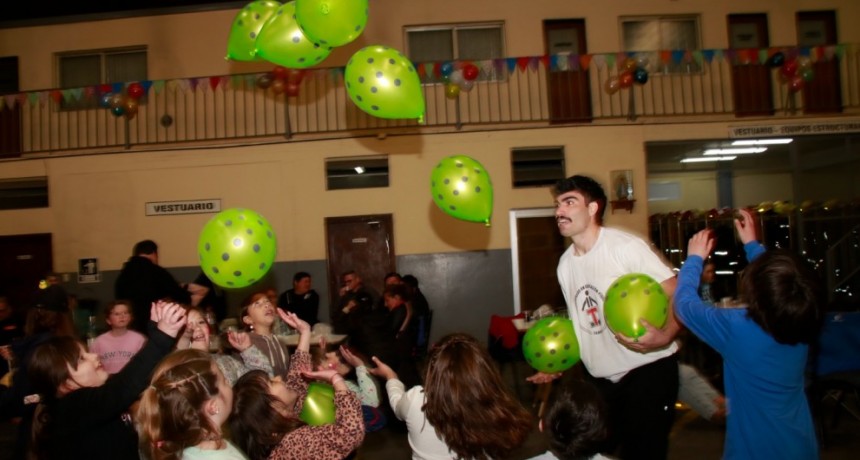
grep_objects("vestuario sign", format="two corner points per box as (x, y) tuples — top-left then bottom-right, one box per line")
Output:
(145, 199), (221, 216)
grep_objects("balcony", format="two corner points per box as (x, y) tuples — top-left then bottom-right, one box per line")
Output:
(1, 45), (859, 157)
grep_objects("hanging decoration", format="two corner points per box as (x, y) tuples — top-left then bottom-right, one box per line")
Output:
(603, 56), (650, 121)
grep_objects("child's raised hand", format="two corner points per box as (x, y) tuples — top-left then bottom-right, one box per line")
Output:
(339, 345), (365, 368)
(302, 368), (340, 384)
(368, 356), (398, 381)
(156, 302), (187, 338)
(687, 229), (715, 259)
(734, 208), (758, 244)
(278, 309), (310, 335)
(227, 331), (252, 352)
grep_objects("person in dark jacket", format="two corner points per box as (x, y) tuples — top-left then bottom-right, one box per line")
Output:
(27, 301), (186, 460)
(114, 239), (190, 334)
(277, 271), (320, 326)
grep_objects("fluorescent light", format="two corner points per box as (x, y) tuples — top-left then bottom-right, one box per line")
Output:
(680, 156), (737, 163)
(354, 166), (365, 174)
(715, 270), (735, 275)
(703, 147), (767, 155)
(732, 138), (793, 145)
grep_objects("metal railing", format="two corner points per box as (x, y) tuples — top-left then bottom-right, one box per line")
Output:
(3, 45), (860, 155)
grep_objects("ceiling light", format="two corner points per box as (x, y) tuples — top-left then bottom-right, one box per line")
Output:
(703, 147), (767, 155)
(354, 166), (365, 174)
(732, 138), (793, 145)
(680, 156), (737, 163)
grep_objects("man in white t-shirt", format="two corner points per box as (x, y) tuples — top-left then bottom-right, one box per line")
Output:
(528, 175), (680, 460)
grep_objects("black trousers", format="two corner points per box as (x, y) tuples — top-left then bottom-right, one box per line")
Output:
(586, 354), (679, 460)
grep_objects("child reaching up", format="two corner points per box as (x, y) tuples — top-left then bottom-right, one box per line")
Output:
(310, 343), (385, 432)
(240, 291), (291, 379)
(674, 208), (823, 459)
(137, 349), (247, 459)
(27, 301), (186, 460)
(89, 300), (147, 374)
(229, 310), (364, 460)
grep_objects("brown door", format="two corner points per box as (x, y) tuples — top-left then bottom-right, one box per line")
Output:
(325, 214), (395, 304)
(0, 234), (53, 311)
(0, 56), (21, 158)
(797, 11), (842, 114)
(544, 19), (592, 124)
(515, 213), (567, 311)
(728, 14), (774, 117)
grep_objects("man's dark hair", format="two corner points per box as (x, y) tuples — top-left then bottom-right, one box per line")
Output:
(741, 249), (824, 344)
(133, 240), (158, 256)
(383, 283), (411, 302)
(402, 274), (419, 289)
(292, 271), (311, 283)
(383, 272), (402, 283)
(545, 381), (607, 460)
(553, 175), (608, 225)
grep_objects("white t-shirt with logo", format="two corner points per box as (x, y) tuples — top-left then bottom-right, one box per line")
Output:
(557, 227), (677, 382)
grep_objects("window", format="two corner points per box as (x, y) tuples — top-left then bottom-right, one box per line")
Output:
(406, 23), (505, 80)
(621, 16), (701, 73)
(326, 155), (389, 190)
(57, 47), (147, 109)
(0, 177), (48, 210)
(511, 146), (565, 188)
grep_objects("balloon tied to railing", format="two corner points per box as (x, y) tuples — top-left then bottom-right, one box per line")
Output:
(100, 82), (146, 120)
(438, 61), (481, 100)
(227, 0), (426, 124)
(603, 56), (650, 96)
(766, 51), (816, 94)
(256, 66), (305, 97)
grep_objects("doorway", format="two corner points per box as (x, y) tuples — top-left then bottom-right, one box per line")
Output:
(543, 19), (592, 124)
(509, 208), (567, 314)
(0, 56), (21, 158)
(0, 233), (53, 311)
(797, 10), (842, 114)
(728, 14), (774, 117)
(324, 214), (396, 305)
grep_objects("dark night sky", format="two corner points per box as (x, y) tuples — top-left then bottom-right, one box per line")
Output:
(1, 1), (245, 25)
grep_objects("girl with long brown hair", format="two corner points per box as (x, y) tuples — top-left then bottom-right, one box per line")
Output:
(370, 332), (534, 460)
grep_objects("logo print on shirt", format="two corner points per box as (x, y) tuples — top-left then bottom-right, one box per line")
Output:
(574, 284), (605, 334)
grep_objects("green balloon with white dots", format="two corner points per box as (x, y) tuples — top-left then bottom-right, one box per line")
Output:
(430, 155), (494, 226)
(198, 208), (277, 289)
(522, 317), (580, 373)
(226, 0), (283, 61)
(344, 45), (425, 123)
(604, 273), (669, 338)
(255, 1), (332, 69)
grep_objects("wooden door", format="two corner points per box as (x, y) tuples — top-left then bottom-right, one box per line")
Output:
(798, 11), (842, 114)
(511, 209), (568, 313)
(0, 56), (21, 158)
(0, 234), (53, 310)
(728, 14), (773, 117)
(544, 19), (592, 124)
(324, 214), (395, 304)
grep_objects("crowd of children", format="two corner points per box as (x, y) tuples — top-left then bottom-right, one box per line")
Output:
(0, 205), (832, 459)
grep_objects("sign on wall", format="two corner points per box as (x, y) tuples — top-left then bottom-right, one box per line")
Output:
(145, 199), (221, 216)
(729, 119), (860, 138)
(78, 258), (100, 283)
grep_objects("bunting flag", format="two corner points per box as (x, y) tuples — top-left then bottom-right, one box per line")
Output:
(568, 54), (580, 71)
(141, 80), (153, 94)
(835, 44), (846, 59)
(724, 49), (737, 62)
(516, 57), (530, 71)
(3, 95), (14, 109)
(209, 76), (221, 91)
(39, 91), (49, 105)
(759, 48), (770, 65)
(493, 59), (506, 75)
(50, 90), (62, 105)
(701, 49), (715, 63)
(479, 60), (494, 76)
(152, 80), (166, 94)
(660, 50), (671, 65)
(672, 49), (686, 65)
(547, 55), (557, 70)
(506, 58), (517, 73)
(605, 53), (616, 70)
(529, 56), (541, 71)
(692, 50), (704, 66)
(580, 54), (593, 70)
(615, 52), (626, 68)
(112, 82), (124, 94)
(188, 78), (200, 91)
(28, 92), (39, 106)
(416, 63), (427, 80)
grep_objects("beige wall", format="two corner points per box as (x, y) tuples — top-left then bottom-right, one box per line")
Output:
(2, 0), (857, 91)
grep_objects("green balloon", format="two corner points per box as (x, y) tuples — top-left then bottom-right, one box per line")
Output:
(522, 317), (580, 373)
(255, 1), (332, 69)
(295, 0), (368, 47)
(344, 45), (426, 123)
(300, 381), (336, 425)
(604, 273), (669, 338)
(197, 208), (277, 289)
(430, 155), (493, 225)
(226, 0), (282, 61)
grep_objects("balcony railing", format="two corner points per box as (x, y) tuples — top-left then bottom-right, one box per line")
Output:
(2, 45), (859, 156)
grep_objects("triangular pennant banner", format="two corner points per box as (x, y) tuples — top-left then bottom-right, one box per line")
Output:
(516, 57), (530, 71)
(5, 94), (18, 108)
(529, 57), (541, 72)
(660, 50), (672, 64)
(759, 48), (770, 65)
(209, 76), (221, 91)
(672, 49), (686, 65)
(480, 60), (494, 76)
(70, 88), (84, 101)
(701, 49), (715, 63)
(39, 91), (49, 105)
(724, 49), (736, 62)
(692, 50), (704, 66)
(416, 63), (427, 80)
(112, 82), (124, 94)
(62, 89), (76, 103)
(569, 54), (580, 71)
(28, 92), (39, 106)
(188, 78), (200, 91)
(433, 62), (443, 79)
(506, 58), (517, 73)
(141, 80), (153, 94)
(605, 53), (616, 70)
(581, 54), (594, 70)
(50, 90), (62, 105)
(835, 44), (845, 59)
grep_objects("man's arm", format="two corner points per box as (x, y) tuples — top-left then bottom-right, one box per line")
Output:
(615, 275), (680, 352)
